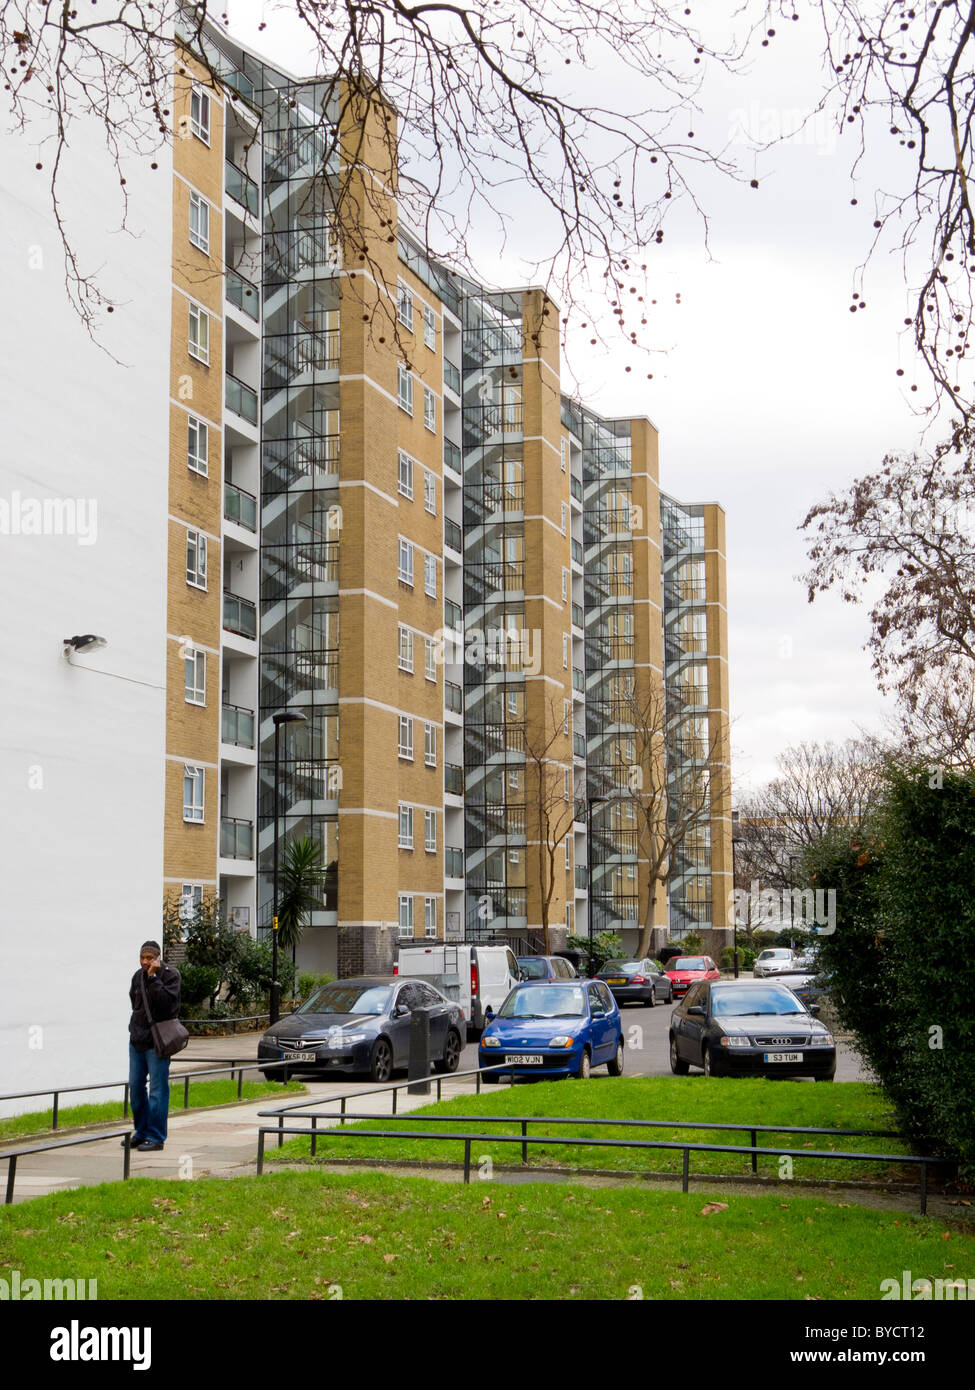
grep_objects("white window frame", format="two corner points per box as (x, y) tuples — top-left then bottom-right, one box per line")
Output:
(507, 690), (518, 717)
(178, 883), (203, 939)
(190, 84), (210, 144)
(508, 767), (520, 791)
(188, 190), (210, 254)
(563, 699), (570, 736)
(188, 303), (210, 366)
(397, 283), (414, 331)
(186, 529), (207, 589)
(398, 365), (414, 416)
(187, 415), (209, 477)
(424, 896), (437, 939)
(423, 386), (436, 432)
(565, 835), (572, 869)
(398, 715), (414, 761)
(398, 539), (414, 587)
(425, 809), (437, 852)
(425, 638), (437, 681)
(424, 552), (437, 598)
(398, 625), (415, 674)
(564, 768), (571, 801)
(398, 803), (414, 850)
(184, 647), (206, 706)
(183, 764), (205, 822)
(424, 722), (437, 768)
(562, 633), (569, 669)
(562, 567), (568, 602)
(561, 439), (567, 472)
(398, 450), (414, 501)
(560, 502), (568, 535)
(398, 894), (414, 939)
(423, 304), (436, 349)
(423, 469), (436, 514)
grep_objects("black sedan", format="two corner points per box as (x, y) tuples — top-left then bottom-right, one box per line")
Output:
(668, 979), (836, 1081)
(258, 977), (464, 1084)
(597, 958), (674, 1007)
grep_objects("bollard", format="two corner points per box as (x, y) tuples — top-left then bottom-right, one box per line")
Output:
(407, 1007), (432, 1095)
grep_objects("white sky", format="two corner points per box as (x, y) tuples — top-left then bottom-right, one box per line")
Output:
(221, 1), (935, 792)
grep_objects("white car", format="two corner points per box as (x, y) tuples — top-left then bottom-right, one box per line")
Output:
(753, 948), (797, 978)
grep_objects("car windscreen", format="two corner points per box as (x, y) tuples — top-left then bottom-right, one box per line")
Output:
(602, 961), (639, 973)
(298, 984), (392, 1015)
(711, 986), (805, 1017)
(672, 958), (706, 971)
(517, 959), (549, 978)
(498, 986), (586, 1019)
(760, 950), (792, 959)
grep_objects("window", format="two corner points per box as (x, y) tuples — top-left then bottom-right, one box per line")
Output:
(424, 386), (436, 432)
(188, 303), (209, 365)
(424, 553), (437, 598)
(562, 567), (568, 602)
(560, 502), (568, 535)
(397, 283), (414, 331)
(398, 539), (414, 586)
(508, 768), (520, 791)
(398, 716), (414, 760)
(178, 884), (203, 939)
(398, 365), (414, 415)
(187, 415), (208, 476)
(184, 648), (206, 706)
(190, 84), (210, 144)
(424, 469), (436, 514)
(563, 699), (570, 735)
(398, 803), (414, 850)
(188, 191), (209, 254)
(423, 304), (436, 349)
(424, 897), (437, 939)
(562, 633), (569, 669)
(425, 638), (437, 681)
(425, 809), (437, 852)
(183, 765), (205, 822)
(398, 450), (414, 500)
(398, 625), (414, 673)
(564, 768), (571, 801)
(398, 895), (414, 939)
(424, 722), (437, 767)
(507, 690), (519, 717)
(561, 439), (567, 472)
(565, 835), (572, 869)
(186, 529), (207, 589)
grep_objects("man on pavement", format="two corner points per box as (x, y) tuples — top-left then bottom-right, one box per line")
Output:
(128, 940), (181, 1152)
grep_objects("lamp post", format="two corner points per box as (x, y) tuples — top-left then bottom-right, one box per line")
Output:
(731, 833), (743, 979)
(271, 709), (307, 1025)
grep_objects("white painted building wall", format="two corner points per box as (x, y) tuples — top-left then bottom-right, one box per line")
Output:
(0, 87), (173, 1117)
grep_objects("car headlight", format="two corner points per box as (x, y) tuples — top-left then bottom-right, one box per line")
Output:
(337, 1034), (367, 1044)
(720, 1035), (750, 1047)
(810, 1033), (834, 1047)
(548, 1036), (575, 1048)
(482, 1036), (501, 1048)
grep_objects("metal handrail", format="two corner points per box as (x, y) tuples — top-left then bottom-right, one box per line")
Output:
(3, 1130), (134, 1205)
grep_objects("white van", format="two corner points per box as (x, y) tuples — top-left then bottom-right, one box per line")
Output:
(394, 944), (521, 1038)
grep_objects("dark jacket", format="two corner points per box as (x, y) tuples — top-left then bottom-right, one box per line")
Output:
(129, 965), (182, 1051)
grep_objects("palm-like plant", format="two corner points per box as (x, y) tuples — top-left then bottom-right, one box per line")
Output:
(275, 836), (326, 954)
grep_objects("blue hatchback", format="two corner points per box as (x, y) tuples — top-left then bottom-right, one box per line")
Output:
(478, 980), (624, 1081)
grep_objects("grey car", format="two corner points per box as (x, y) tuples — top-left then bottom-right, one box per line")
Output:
(257, 976), (464, 1083)
(596, 958), (674, 1006)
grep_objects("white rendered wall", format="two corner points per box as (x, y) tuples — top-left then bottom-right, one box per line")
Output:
(0, 90), (173, 1116)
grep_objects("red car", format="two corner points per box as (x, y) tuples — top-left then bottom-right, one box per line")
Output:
(664, 955), (720, 998)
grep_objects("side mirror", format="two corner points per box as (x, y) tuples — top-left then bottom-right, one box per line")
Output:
(485, 1006), (495, 1022)
(393, 1004), (409, 1018)
(809, 1003), (821, 1015)
(687, 1005), (706, 1017)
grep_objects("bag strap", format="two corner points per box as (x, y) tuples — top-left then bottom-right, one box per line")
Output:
(139, 971), (156, 1026)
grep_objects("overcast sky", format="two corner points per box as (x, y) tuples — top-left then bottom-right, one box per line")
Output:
(223, 1), (934, 792)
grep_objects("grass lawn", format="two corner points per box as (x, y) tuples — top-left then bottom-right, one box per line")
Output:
(0, 1079), (306, 1144)
(0, 1170), (971, 1300)
(267, 1077), (923, 1183)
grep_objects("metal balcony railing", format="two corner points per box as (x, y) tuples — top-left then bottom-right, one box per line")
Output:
(571, 539), (584, 565)
(572, 667), (585, 693)
(445, 846), (464, 878)
(265, 434), (340, 488)
(571, 603), (584, 629)
(266, 329), (340, 376)
(445, 763), (464, 796)
(224, 481), (258, 532)
(445, 680), (463, 714)
(222, 704), (255, 749)
(225, 160), (259, 217)
(223, 591), (257, 640)
(444, 517), (463, 552)
(444, 598), (463, 630)
(570, 475), (583, 501)
(220, 817), (254, 859)
(443, 360), (461, 395)
(225, 268), (260, 321)
(444, 439), (462, 475)
(226, 374), (258, 425)
(575, 865), (588, 889)
(573, 732), (586, 758)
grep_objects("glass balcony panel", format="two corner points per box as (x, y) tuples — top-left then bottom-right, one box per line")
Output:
(225, 160), (259, 217)
(226, 374), (258, 425)
(225, 268), (260, 321)
(223, 591), (257, 639)
(222, 704), (255, 748)
(220, 817), (254, 859)
(224, 481), (258, 531)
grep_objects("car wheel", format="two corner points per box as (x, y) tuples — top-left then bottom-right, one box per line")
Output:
(669, 1035), (689, 1075)
(575, 1048), (592, 1080)
(434, 1028), (462, 1074)
(702, 1045), (716, 1078)
(645, 989), (655, 1008)
(607, 1039), (624, 1076)
(368, 1037), (393, 1084)
(666, 984), (674, 1003)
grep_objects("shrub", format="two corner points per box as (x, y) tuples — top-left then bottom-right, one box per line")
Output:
(297, 971), (336, 1001)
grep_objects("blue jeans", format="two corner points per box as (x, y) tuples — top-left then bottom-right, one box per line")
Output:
(128, 1043), (171, 1145)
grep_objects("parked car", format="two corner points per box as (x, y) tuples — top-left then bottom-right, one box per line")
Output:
(596, 958), (673, 1006)
(478, 980), (624, 1081)
(775, 969), (832, 1011)
(517, 955), (578, 981)
(664, 955), (721, 997)
(668, 979), (836, 1080)
(394, 943), (521, 1037)
(753, 948), (797, 978)
(258, 976), (464, 1084)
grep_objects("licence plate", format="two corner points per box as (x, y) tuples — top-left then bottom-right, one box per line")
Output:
(764, 1052), (803, 1063)
(282, 1050), (316, 1062)
(504, 1054), (543, 1065)
(607, 978), (627, 985)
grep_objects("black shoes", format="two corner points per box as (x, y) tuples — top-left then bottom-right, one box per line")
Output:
(122, 1136), (145, 1147)
(135, 1141), (165, 1152)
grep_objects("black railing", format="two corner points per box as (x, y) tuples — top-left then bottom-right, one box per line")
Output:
(264, 434), (340, 488)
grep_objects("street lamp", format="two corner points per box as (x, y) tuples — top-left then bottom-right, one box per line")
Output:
(270, 709), (307, 1024)
(731, 833), (744, 979)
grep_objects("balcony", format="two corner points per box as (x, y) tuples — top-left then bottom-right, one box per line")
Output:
(224, 481), (257, 532)
(444, 517), (463, 553)
(220, 816), (254, 859)
(226, 373), (258, 425)
(445, 680), (463, 714)
(575, 865), (588, 890)
(445, 846), (464, 878)
(444, 440), (462, 475)
(225, 159), (259, 218)
(225, 268), (260, 321)
(443, 360), (461, 395)
(571, 539), (584, 566)
(573, 732), (586, 758)
(570, 475), (583, 502)
(572, 667), (585, 693)
(571, 602), (584, 629)
(222, 703), (255, 748)
(444, 597), (463, 631)
(445, 763), (464, 796)
(223, 591), (257, 640)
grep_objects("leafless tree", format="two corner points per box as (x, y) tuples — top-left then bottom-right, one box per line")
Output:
(522, 695), (575, 956)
